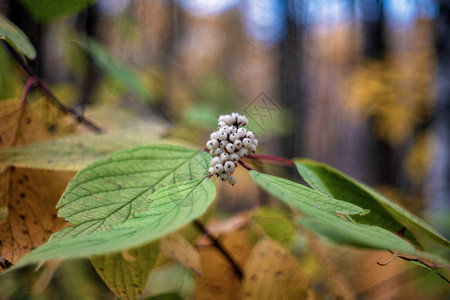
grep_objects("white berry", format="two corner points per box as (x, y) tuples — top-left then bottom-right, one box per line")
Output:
(242, 138), (252, 147)
(210, 157), (222, 166)
(249, 144), (256, 154)
(218, 132), (227, 140)
(228, 176), (237, 185)
(237, 128), (247, 138)
(225, 115), (235, 125)
(224, 161), (235, 173)
(246, 131), (255, 139)
(220, 173), (230, 181)
(230, 153), (239, 162)
(226, 143), (235, 153)
(220, 153), (229, 161)
(239, 148), (248, 157)
(215, 164), (224, 174)
(220, 140), (228, 148)
(207, 113), (258, 186)
(210, 132), (220, 140)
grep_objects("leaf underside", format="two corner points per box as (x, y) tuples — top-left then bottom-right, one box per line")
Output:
(11, 144), (216, 270)
(249, 170), (449, 268)
(294, 158), (450, 248)
(53, 144), (210, 239)
(0, 14), (36, 59)
(14, 178), (216, 268)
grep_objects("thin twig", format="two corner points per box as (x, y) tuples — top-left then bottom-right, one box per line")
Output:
(377, 253), (397, 266)
(21, 77), (36, 103)
(3, 41), (103, 133)
(238, 160), (253, 171)
(247, 153), (295, 167)
(193, 220), (243, 279)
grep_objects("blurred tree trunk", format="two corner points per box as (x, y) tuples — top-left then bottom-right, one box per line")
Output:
(360, 0), (400, 186)
(429, 0), (450, 213)
(280, 0), (304, 160)
(76, 4), (101, 107)
(158, 0), (183, 120)
(361, 0), (385, 59)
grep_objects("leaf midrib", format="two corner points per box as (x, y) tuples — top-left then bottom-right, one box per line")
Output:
(60, 150), (205, 238)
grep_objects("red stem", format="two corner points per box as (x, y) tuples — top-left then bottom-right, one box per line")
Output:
(247, 153), (295, 167)
(21, 77), (36, 103)
(3, 41), (103, 133)
(239, 160), (253, 171)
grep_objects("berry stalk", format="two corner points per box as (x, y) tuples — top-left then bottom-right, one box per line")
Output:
(247, 153), (295, 167)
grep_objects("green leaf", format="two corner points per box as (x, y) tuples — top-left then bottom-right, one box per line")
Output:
(12, 178), (216, 268)
(16, 0), (96, 23)
(145, 263), (195, 299)
(248, 171), (449, 268)
(252, 207), (296, 249)
(0, 14), (36, 59)
(53, 144), (210, 238)
(299, 213), (415, 252)
(91, 241), (160, 300)
(294, 158), (450, 248)
(78, 37), (152, 103)
(249, 171), (368, 219)
(298, 214), (449, 269)
(0, 125), (167, 171)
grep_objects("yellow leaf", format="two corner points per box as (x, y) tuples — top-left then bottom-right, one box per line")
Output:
(161, 233), (202, 276)
(242, 239), (309, 300)
(195, 227), (252, 300)
(0, 168), (74, 267)
(0, 98), (49, 148)
(91, 241), (160, 300)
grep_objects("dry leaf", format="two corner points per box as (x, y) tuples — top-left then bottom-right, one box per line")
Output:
(161, 233), (203, 275)
(0, 98), (49, 148)
(0, 167), (74, 266)
(195, 245), (242, 300)
(30, 96), (76, 136)
(91, 241), (160, 300)
(242, 239), (309, 300)
(195, 227), (253, 300)
(206, 214), (249, 237)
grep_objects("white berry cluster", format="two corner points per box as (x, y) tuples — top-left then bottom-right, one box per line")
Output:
(206, 113), (258, 185)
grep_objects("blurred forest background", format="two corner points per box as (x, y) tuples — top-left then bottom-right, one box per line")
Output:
(0, 0), (449, 299)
